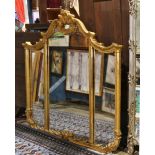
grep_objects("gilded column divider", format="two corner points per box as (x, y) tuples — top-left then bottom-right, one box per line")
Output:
(89, 45), (95, 144)
(47, 39), (50, 128)
(25, 48), (35, 126)
(29, 50), (33, 109)
(115, 50), (121, 138)
(44, 39), (49, 131)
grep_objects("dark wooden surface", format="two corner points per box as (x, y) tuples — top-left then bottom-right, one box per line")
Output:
(39, 0), (48, 23)
(25, 23), (50, 31)
(15, 32), (41, 115)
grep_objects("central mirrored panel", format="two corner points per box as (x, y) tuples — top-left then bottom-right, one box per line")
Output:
(49, 32), (90, 140)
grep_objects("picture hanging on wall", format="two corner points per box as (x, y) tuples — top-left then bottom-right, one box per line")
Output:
(50, 48), (63, 75)
(105, 54), (115, 87)
(101, 87), (115, 114)
(66, 49), (104, 96)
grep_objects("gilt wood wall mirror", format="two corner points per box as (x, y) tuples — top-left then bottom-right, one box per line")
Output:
(23, 9), (122, 154)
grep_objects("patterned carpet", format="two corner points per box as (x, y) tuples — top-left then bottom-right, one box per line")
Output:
(15, 123), (113, 155)
(32, 104), (115, 145)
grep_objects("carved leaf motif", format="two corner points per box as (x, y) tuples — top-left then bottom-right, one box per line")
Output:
(128, 0), (138, 16)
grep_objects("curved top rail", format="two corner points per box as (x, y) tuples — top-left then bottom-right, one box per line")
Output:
(23, 9), (122, 54)
(90, 38), (123, 54)
(22, 39), (44, 51)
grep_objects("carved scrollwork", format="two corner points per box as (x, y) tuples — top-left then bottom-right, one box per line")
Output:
(127, 101), (136, 155)
(129, 40), (137, 55)
(25, 109), (37, 128)
(69, 131), (121, 154)
(128, 0), (138, 17)
(128, 0), (140, 154)
(128, 73), (136, 87)
(22, 39), (44, 51)
(127, 135), (134, 155)
(42, 9), (96, 40)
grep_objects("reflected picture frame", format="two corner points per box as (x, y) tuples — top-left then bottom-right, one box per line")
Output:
(101, 87), (115, 114)
(105, 54), (115, 88)
(66, 48), (104, 96)
(50, 47), (63, 75)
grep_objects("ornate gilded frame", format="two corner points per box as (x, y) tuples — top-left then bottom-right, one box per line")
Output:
(127, 0), (140, 154)
(23, 10), (122, 153)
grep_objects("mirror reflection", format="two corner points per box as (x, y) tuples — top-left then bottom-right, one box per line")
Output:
(49, 31), (90, 140)
(94, 51), (115, 146)
(30, 49), (45, 128)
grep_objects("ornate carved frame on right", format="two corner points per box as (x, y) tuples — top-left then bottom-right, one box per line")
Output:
(127, 0), (140, 154)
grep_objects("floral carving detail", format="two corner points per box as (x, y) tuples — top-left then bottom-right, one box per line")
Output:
(129, 40), (137, 55)
(128, 0), (138, 16)
(127, 101), (136, 155)
(128, 73), (136, 86)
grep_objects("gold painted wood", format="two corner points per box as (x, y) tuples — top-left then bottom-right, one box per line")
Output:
(114, 49), (122, 144)
(22, 39), (44, 51)
(89, 45), (95, 144)
(24, 48), (36, 127)
(23, 9), (123, 154)
(43, 39), (49, 131)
